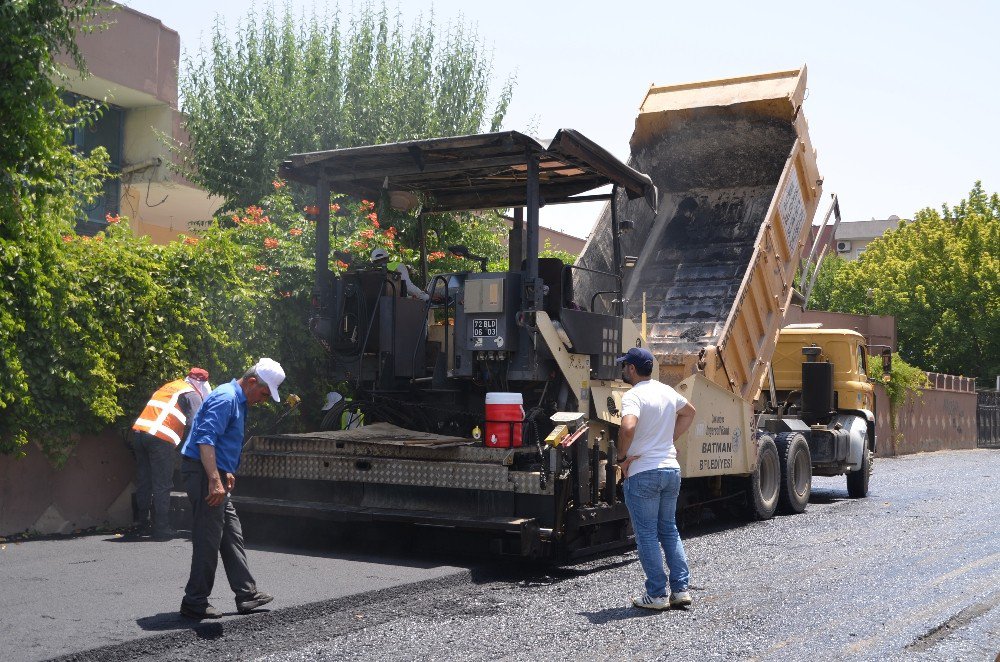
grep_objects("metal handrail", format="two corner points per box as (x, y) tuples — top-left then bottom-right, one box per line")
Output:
(561, 263), (622, 315)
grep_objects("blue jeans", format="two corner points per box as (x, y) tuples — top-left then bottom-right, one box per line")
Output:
(623, 468), (690, 597)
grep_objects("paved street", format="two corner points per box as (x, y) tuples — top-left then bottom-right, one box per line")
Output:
(0, 528), (467, 661)
(6, 449), (999, 661)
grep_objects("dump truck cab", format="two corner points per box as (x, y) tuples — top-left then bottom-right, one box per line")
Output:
(773, 326), (876, 418)
(753, 323), (880, 503)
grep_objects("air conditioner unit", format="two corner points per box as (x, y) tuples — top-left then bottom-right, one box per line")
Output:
(836, 240), (852, 253)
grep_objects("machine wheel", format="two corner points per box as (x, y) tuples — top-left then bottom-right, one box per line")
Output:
(846, 443), (873, 498)
(746, 434), (780, 520)
(775, 432), (812, 514)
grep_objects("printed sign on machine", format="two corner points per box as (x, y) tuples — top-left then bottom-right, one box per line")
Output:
(473, 319), (498, 337)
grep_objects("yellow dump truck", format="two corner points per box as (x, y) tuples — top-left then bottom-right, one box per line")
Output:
(576, 67), (884, 518)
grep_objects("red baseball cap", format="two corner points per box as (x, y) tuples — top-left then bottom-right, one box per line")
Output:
(187, 367), (210, 381)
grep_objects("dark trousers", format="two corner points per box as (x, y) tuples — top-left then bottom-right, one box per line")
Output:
(181, 458), (257, 608)
(133, 431), (177, 534)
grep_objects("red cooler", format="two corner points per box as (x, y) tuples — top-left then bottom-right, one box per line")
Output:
(484, 392), (524, 448)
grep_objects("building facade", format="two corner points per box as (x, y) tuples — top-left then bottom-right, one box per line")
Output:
(56, 3), (221, 243)
(810, 216), (903, 261)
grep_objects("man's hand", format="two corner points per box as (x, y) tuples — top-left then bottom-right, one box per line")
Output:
(198, 444), (226, 506)
(673, 402), (697, 441)
(225, 472), (236, 492)
(619, 455), (639, 473)
(206, 473), (226, 507)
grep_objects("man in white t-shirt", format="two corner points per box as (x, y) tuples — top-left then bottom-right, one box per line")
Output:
(616, 347), (697, 610)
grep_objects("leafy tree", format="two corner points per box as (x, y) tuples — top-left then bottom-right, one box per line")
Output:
(0, 0), (116, 458)
(812, 182), (1000, 382)
(0, 1), (311, 461)
(867, 351), (928, 456)
(539, 238), (579, 266)
(0, 0), (102, 180)
(177, 1), (514, 209)
(800, 253), (847, 312)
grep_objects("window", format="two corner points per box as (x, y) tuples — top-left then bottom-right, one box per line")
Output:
(62, 93), (124, 230)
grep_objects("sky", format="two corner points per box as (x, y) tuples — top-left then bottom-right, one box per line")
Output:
(122, 0), (1000, 239)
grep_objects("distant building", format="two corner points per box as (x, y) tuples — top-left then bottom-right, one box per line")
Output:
(56, 3), (221, 242)
(501, 216), (586, 256)
(810, 215), (904, 261)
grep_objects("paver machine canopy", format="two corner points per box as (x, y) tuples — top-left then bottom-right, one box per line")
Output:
(278, 128), (656, 433)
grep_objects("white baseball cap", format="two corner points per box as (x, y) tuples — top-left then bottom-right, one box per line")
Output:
(321, 391), (343, 411)
(254, 357), (285, 403)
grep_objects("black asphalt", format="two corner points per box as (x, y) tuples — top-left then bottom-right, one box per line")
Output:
(7, 449), (999, 661)
(0, 526), (467, 661)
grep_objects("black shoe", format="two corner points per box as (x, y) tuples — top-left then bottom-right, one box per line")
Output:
(180, 603), (223, 619)
(236, 592), (273, 614)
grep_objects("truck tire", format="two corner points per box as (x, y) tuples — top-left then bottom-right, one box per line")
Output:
(846, 443), (873, 498)
(775, 432), (811, 514)
(746, 434), (780, 520)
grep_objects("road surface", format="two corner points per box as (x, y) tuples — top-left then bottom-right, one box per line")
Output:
(6, 449), (997, 661)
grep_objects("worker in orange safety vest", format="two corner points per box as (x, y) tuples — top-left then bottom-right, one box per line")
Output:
(131, 367), (211, 539)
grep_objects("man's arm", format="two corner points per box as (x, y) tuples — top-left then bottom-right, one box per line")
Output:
(617, 389), (642, 472)
(198, 444), (227, 507)
(188, 395), (231, 507)
(674, 402), (696, 441)
(617, 414), (638, 460)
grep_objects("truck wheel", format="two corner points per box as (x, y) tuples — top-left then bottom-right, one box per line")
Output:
(846, 444), (872, 498)
(775, 432), (811, 514)
(746, 434), (780, 520)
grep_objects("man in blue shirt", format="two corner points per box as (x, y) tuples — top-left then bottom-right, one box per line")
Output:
(179, 358), (285, 620)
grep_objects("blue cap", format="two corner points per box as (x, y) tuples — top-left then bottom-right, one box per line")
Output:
(615, 346), (655, 372)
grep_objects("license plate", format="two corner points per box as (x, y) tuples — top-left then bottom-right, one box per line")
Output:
(473, 319), (497, 337)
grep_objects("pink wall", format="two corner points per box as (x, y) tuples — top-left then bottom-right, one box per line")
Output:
(874, 378), (978, 457)
(0, 432), (136, 537)
(59, 3), (180, 107)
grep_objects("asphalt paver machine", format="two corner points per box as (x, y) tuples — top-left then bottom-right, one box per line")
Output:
(236, 130), (658, 559)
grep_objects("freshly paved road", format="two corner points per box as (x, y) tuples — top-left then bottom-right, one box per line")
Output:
(0, 525), (467, 661)
(5, 449), (999, 661)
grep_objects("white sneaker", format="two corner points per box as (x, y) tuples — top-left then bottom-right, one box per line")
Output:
(632, 593), (669, 610)
(669, 591), (692, 608)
